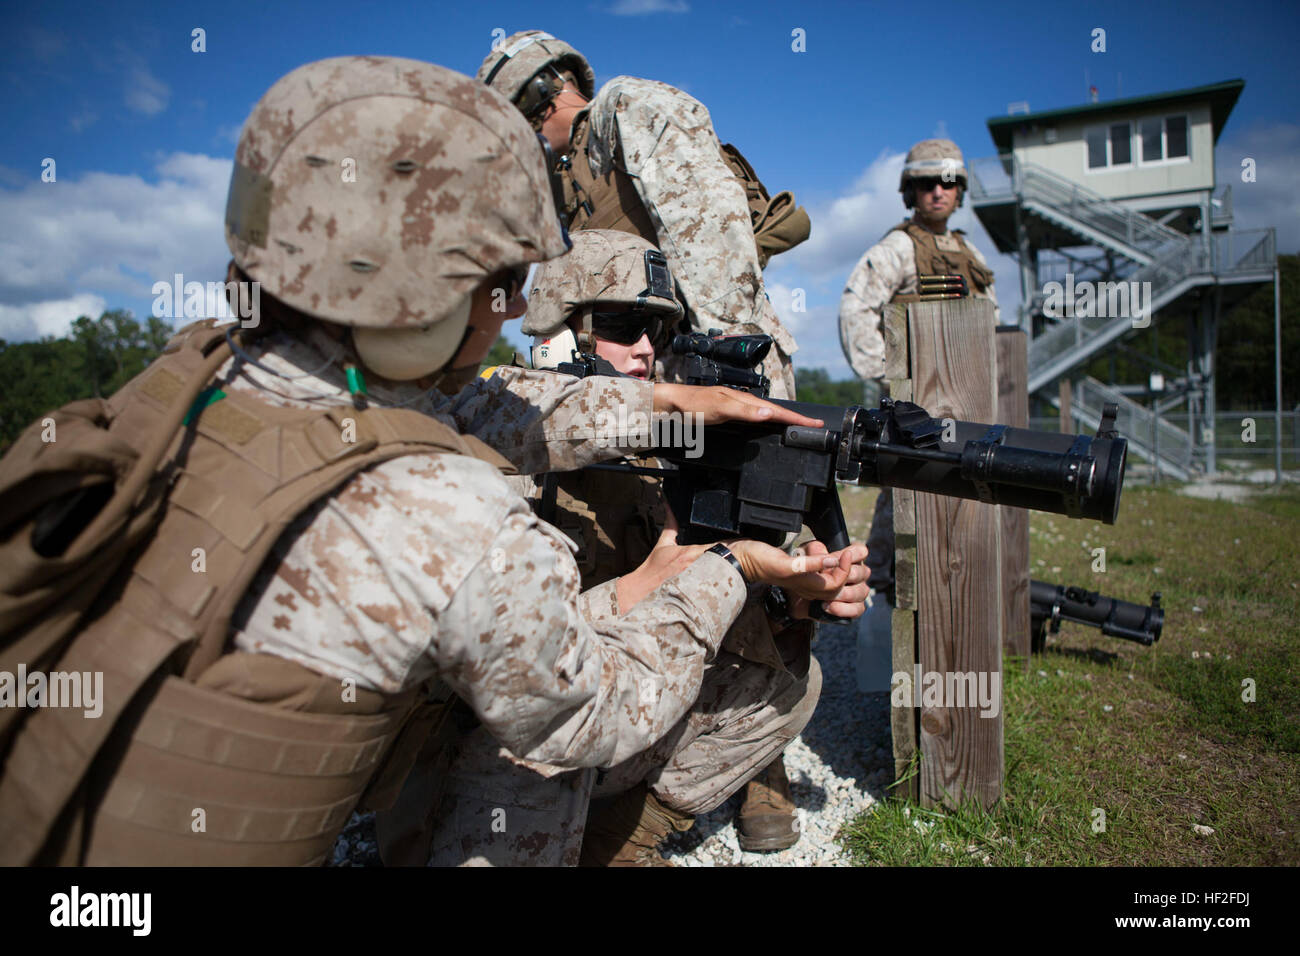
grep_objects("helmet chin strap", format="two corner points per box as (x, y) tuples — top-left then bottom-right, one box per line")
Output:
(574, 306), (596, 353)
(351, 297), (473, 382)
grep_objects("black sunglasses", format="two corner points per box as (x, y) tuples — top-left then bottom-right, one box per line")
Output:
(911, 177), (959, 192)
(590, 311), (664, 346)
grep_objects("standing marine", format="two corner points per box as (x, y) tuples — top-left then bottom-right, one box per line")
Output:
(476, 30), (811, 400)
(838, 138), (999, 683)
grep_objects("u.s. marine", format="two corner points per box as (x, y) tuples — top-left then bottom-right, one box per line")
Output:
(837, 138), (998, 681)
(402, 231), (851, 866)
(477, 30), (811, 401)
(0, 57), (866, 866)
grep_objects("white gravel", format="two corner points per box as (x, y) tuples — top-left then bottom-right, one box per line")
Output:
(662, 617), (891, 867)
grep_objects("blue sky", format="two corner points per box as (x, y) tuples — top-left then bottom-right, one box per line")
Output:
(2, 0), (1297, 375)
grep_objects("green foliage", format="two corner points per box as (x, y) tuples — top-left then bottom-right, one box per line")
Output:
(480, 335), (518, 373)
(1083, 253), (1298, 409)
(841, 484), (1300, 867)
(794, 367), (865, 406)
(1217, 253), (1298, 408)
(0, 310), (172, 452)
(1152, 648), (1298, 754)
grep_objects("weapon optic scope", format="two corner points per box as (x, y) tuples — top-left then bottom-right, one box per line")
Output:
(672, 331), (772, 369)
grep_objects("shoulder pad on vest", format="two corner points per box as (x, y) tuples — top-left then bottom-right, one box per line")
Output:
(160, 319), (237, 356)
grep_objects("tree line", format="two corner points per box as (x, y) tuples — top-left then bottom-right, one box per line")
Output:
(0, 310), (172, 451)
(2, 255), (1293, 453)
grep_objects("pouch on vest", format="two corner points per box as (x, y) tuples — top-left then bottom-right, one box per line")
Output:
(719, 143), (811, 269)
(0, 331), (236, 757)
(0, 320), (508, 865)
(890, 222), (993, 302)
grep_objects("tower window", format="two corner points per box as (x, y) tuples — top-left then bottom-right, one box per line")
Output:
(1138, 114), (1190, 164)
(1085, 122), (1133, 170)
(1109, 123), (1132, 165)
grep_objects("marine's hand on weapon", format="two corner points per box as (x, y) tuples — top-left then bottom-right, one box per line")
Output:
(727, 539), (869, 610)
(652, 383), (823, 428)
(786, 540), (871, 620)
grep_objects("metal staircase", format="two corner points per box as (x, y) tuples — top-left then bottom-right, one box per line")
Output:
(1027, 228), (1275, 393)
(1012, 162), (1187, 266)
(970, 154), (1278, 479)
(1027, 241), (1204, 393)
(970, 157), (1277, 395)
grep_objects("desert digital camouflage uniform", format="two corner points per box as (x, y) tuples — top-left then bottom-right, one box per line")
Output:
(0, 58), (766, 866)
(581, 78), (799, 398)
(477, 33), (803, 399)
(839, 225), (1000, 382)
(839, 139), (998, 602)
(220, 325), (749, 771)
(415, 230), (819, 865)
(216, 58), (752, 767)
(420, 468), (822, 866)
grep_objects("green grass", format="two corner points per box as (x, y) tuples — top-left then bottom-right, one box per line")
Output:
(835, 481), (1300, 866)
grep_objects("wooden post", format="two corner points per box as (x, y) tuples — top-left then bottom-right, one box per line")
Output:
(884, 304), (918, 799)
(997, 328), (1031, 665)
(909, 299), (1003, 811)
(1059, 378), (1073, 433)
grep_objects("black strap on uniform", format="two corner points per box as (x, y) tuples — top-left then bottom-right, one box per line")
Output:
(540, 473), (559, 526)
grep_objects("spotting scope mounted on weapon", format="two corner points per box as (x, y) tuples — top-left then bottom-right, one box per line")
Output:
(1030, 580), (1164, 651)
(671, 330), (772, 394)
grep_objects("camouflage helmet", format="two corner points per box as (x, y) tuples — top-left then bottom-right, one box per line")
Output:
(522, 229), (682, 338)
(225, 56), (568, 377)
(899, 138), (968, 193)
(477, 31), (595, 121)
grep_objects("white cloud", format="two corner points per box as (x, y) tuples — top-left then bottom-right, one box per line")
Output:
(765, 282), (808, 337)
(0, 293), (107, 341)
(608, 0), (689, 14)
(125, 65), (170, 115)
(0, 152), (232, 341)
(1216, 122), (1300, 254)
(768, 292), (843, 374)
(774, 148), (909, 290)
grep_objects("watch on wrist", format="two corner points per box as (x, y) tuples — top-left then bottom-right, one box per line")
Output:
(706, 542), (748, 584)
